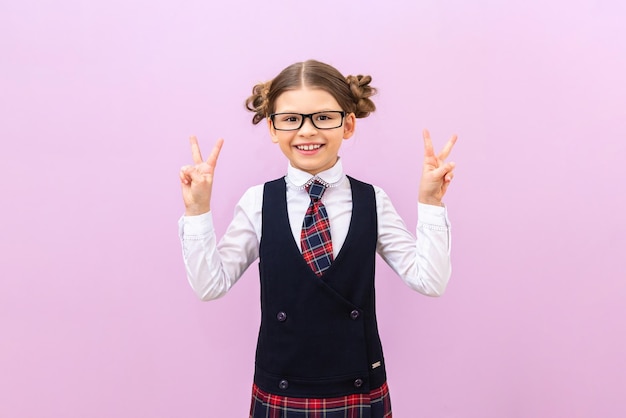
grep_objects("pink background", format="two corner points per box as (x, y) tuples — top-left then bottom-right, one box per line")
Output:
(2, 0), (625, 417)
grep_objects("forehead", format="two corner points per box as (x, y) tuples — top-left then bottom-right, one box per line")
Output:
(274, 87), (341, 113)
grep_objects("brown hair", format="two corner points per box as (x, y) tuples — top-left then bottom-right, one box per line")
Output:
(245, 60), (377, 125)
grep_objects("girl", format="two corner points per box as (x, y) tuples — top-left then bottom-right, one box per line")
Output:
(179, 59), (457, 418)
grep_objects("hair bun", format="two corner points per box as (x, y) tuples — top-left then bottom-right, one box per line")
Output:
(245, 81), (272, 124)
(346, 74), (377, 118)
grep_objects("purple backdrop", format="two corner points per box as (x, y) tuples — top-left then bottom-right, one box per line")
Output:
(1, 0), (625, 417)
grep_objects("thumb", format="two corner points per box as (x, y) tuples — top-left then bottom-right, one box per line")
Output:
(430, 161), (456, 178)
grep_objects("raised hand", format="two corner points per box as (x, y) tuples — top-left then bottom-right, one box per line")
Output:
(180, 136), (224, 216)
(418, 129), (457, 206)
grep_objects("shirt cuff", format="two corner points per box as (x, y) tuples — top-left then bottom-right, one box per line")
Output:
(179, 211), (214, 237)
(417, 202), (449, 227)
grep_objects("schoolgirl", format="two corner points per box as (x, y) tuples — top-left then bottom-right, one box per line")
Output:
(179, 59), (457, 417)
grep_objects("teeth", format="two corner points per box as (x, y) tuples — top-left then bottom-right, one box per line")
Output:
(297, 144), (321, 151)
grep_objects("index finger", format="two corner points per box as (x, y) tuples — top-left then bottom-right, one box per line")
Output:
(189, 135), (204, 164)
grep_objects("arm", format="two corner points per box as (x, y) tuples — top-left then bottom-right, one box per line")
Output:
(377, 130), (457, 296)
(178, 136), (260, 300)
(178, 188), (261, 301)
(376, 191), (451, 296)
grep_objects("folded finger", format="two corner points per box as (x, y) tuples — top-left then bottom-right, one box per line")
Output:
(180, 165), (192, 184)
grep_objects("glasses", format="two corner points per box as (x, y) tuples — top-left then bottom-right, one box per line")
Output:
(270, 111), (346, 131)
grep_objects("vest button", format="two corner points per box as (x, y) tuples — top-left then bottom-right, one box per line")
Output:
(279, 379), (289, 390)
(350, 309), (360, 320)
(354, 378), (363, 388)
(276, 311), (287, 322)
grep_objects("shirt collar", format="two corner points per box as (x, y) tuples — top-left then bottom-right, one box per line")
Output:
(285, 158), (345, 189)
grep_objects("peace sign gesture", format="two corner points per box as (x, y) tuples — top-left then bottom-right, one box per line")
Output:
(179, 136), (224, 216)
(418, 129), (457, 206)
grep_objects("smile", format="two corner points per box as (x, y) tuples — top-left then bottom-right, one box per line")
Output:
(296, 144), (322, 151)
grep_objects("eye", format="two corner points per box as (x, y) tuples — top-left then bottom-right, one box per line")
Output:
(281, 114), (301, 123)
(315, 112), (334, 121)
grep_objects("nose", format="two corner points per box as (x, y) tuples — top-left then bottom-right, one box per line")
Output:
(299, 115), (317, 134)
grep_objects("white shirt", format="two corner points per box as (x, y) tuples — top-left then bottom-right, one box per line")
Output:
(179, 159), (452, 301)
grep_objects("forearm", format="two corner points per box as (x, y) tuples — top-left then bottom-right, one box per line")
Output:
(178, 208), (258, 301)
(179, 213), (229, 300)
(411, 205), (451, 296)
(377, 192), (452, 296)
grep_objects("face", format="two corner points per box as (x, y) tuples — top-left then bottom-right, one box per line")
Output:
(268, 87), (356, 175)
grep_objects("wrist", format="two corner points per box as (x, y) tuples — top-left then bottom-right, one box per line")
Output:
(185, 204), (210, 216)
(418, 197), (443, 206)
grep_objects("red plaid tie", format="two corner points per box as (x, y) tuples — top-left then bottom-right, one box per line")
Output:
(301, 181), (333, 276)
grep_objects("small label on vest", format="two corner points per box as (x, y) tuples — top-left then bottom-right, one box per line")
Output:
(371, 361), (381, 369)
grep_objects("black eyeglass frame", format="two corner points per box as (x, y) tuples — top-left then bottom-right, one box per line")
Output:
(269, 111), (346, 131)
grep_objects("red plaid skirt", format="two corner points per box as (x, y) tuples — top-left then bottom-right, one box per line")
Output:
(249, 381), (392, 418)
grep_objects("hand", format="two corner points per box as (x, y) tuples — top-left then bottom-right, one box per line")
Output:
(418, 129), (457, 206)
(179, 136), (224, 216)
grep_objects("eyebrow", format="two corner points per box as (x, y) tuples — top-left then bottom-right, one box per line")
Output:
(273, 109), (339, 113)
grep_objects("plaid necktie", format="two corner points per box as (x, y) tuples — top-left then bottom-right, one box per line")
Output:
(300, 180), (333, 276)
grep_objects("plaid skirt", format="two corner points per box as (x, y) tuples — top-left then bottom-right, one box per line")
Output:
(249, 381), (392, 418)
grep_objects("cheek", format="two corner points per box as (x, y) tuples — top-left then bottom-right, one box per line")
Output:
(278, 135), (295, 148)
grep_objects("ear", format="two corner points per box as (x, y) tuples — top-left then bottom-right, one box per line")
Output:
(342, 112), (356, 140)
(267, 117), (279, 143)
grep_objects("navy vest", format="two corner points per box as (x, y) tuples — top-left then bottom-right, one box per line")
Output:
(254, 176), (387, 398)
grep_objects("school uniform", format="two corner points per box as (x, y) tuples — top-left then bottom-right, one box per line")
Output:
(179, 159), (452, 417)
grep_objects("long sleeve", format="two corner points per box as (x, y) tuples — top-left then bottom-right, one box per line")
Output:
(178, 185), (263, 301)
(374, 187), (452, 297)
(179, 162), (452, 301)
